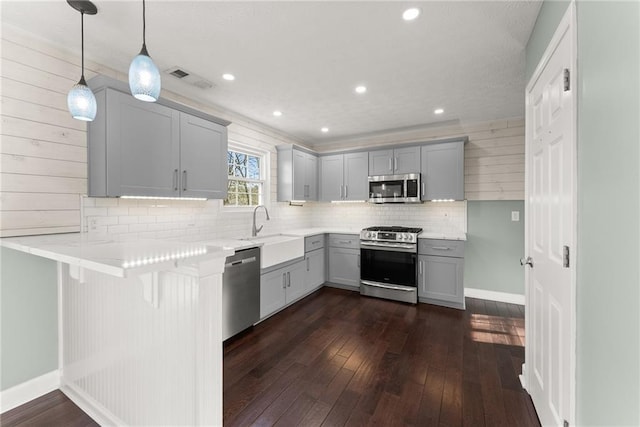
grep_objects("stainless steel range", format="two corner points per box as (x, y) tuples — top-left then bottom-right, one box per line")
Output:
(359, 226), (422, 304)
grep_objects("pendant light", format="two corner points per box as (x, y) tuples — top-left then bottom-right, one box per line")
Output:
(129, 0), (161, 102)
(67, 1), (98, 121)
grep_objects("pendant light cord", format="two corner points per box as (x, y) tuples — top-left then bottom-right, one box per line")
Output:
(80, 10), (86, 81)
(142, 0), (146, 48)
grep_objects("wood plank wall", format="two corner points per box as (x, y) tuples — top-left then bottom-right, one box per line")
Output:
(314, 119), (525, 201)
(0, 26), (304, 237)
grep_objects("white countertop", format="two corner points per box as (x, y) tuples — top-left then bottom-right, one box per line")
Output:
(1, 233), (234, 278)
(282, 227), (467, 241)
(1, 227), (466, 277)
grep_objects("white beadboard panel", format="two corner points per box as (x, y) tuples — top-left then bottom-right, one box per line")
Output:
(465, 144), (525, 158)
(1, 154), (86, 178)
(1, 135), (87, 162)
(1, 97), (85, 131)
(1, 210), (79, 229)
(0, 193), (80, 211)
(0, 58), (76, 95)
(465, 172), (525, 184)
(1, 173), (87, 194)
(1, 38), (82, 82)
(1, 77), (68, 111)
(465, 163), (525, 175)
(466, 191), (524, 201)
(60, 265), (223, 425)
(1, 116), (86, 146)
(466, 154), (525, 167)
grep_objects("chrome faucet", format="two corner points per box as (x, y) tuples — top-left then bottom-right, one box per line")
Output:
(252, 205), (270, 237)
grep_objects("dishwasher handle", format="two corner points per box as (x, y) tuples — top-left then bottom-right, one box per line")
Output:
(225, 256), (257, 268)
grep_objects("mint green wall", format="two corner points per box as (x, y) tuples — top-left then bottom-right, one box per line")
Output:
(465, 201), (525, 295)
(526, 1), (640, 424)
(576, 1), (639, 425)
(525, 0), (571, 81)
(1, 248), (58, 390)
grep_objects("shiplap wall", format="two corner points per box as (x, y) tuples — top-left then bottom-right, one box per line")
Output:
(0, 25), (310, 237)
(314, 118), (525, 201)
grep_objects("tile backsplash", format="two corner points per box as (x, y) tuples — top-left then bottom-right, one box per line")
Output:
(82, 197), (466, 239)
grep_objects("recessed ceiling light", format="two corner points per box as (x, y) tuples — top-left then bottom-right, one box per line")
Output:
(355, 85), (367, 94)
(403, 8), (421, 21)
(273, 110), (282, 117)
(434, 108), (444, 114)
(321, 127), (329, 133)
(222, 73), (235, 81)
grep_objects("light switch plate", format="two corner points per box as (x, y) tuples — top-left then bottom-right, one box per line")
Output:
(511, 211), (520, 221)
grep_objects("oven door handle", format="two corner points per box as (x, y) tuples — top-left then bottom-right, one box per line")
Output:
(360, 241), (416, 252)
(361, 280), (416, 292)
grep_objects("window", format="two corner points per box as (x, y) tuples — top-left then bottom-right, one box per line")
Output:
(224, 146), (266, 207)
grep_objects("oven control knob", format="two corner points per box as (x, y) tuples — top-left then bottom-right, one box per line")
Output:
(406, 234), (413, 242)
(398, 233), (405, 241)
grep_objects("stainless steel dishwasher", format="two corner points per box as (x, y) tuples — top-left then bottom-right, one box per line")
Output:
(222, 247), (260, 341)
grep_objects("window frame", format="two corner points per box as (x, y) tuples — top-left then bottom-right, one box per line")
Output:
(223, 142), (270, 210)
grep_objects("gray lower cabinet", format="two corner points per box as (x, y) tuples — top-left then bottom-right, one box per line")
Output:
(327, 234), (360, 290)
(420, 141), (465, 201)
(88, 78), (229, 198)
(304, 234), (326, 292)
(260, 259), (306, 319)
(319, 153), (368, 201)
(417, 239), (465, 309)
(305, 248), (325, 292)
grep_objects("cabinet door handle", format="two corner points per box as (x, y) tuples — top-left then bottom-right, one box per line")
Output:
(339, 185), (343, 199)
(421, 182), (425, 197)
(388, 158), (393, 171)
(306, 257), (310, 271)
(338, 240), (351, 244)
(431, 246), (451, 251)
(283, 273), (286, 289)
(287, 271), (291, 287)
(344, 185), (348, 199)
(419, 260), (423, 275)
(394, 157), (398, 171)
(357, 254), (360, 268)
(182, 170), (187, 191)
(173, 169), (178, 191)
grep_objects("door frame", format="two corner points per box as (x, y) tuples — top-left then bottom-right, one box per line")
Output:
(523, 1), (577, 424)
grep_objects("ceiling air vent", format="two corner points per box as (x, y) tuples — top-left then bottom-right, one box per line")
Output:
(165, 66), (215, 90)
(169, 69), (189, 79)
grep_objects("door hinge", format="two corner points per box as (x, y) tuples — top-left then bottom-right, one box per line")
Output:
(563, 245), (570, 268)
(563, 69), (571, 91)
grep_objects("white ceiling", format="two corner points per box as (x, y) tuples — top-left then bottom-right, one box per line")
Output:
(1, 1), (542, 146)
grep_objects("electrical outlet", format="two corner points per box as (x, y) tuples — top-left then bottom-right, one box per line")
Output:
(511, 211), (520, 222)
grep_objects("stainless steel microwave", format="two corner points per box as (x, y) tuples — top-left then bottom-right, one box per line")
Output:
(368, 173), (421, 203)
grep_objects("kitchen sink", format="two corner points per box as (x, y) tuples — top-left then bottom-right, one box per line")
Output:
(241, 234), (304, 269)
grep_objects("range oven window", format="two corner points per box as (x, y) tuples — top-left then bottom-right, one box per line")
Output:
(360, 248), (417, 287)
(369, 180), (405, 199)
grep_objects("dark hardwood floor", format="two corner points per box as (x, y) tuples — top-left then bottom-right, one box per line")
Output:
(1, 287), (539, 427)
(224, 287), (539, 427)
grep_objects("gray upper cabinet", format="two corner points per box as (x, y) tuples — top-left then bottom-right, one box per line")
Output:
(368, 146), (420, 175)
(87, 76), (229, 198)
(320, 152), (368, 201)
(100, 89), (180, 197)
(277, 145), (318, 201)
(180, 113), (228, 199)
(420, 141), (465, 201)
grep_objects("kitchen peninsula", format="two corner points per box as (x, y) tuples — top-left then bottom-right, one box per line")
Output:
(1, 233), (236, 425)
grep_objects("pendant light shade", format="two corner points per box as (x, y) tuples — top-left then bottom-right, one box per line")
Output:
(68, 77), (97, 121)
(67, 1), (98, 121)
(129, 0), (161, 102)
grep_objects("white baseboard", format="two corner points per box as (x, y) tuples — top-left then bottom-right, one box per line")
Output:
(0, 370), (60, 413)
(464, 287), (525, 305)
(61, 383), (125, 426)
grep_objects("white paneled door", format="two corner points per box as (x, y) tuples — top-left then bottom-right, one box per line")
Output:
(524, 4), (576, 426)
